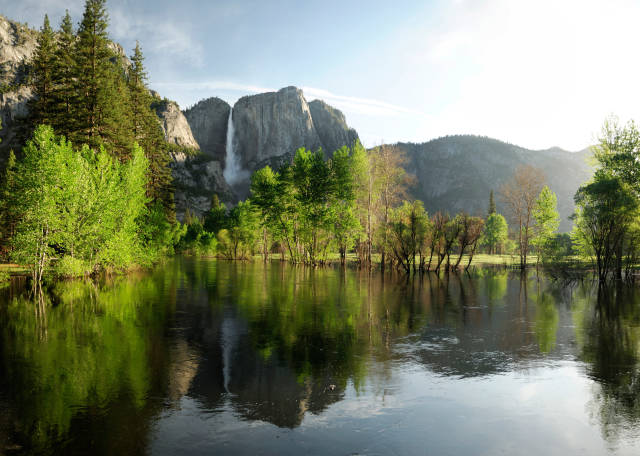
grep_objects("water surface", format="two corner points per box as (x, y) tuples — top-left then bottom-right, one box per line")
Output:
(1, 258), (640, 455)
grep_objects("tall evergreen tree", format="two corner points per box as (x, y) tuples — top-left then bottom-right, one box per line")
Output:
(127, 42), (175, 220)
(488, 190), (496, 216)
(29, 15), (57, 127)
(51, 11), (76, 137)
(72, 0), (132, 157)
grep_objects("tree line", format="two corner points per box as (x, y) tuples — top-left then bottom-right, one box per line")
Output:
(24, 2), (174, 216)
(179, 143), (562, 274)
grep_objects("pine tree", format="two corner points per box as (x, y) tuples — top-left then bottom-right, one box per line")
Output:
(488, 190), (496, 216)
(72, 0), (132, 157)
(29, 15), (57, 127)
(127, 42), (175, 220)
(51, 11), (76, 137)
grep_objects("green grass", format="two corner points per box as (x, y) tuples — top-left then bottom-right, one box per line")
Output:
(249, 252), (528, 268)
(0, 263), (30, 275)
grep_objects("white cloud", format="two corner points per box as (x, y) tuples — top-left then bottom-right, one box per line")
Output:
(108, 8), (204, 67)
(302, 86), (429, 118)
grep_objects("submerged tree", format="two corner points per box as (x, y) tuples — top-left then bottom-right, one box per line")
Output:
(532, 185), (560, 263)
(574, 172), (638, 281)
(500, 165), (545, 268)
(7, 126), (150, 286)
(455, 214), (484, 270)
(387, 200), (430, 273)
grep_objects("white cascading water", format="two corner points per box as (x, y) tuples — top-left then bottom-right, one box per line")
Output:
(221, 316), (236, 394)
(223, 108), (247, 185)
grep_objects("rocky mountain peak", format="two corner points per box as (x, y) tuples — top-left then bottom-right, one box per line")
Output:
(153, 99), (199, 150)
(184, 97), (231, 162)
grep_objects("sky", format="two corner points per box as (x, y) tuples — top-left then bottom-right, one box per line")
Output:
(4, 0), (640, 150)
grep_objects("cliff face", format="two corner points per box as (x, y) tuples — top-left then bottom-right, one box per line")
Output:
(152, 98), (235, 219)
(0, 15), (36, 87)
(170, 151), (234, 220)
(182, 87), (361, 199)
(308, 99), (359, 156)
(0, 15), (37, 155)
(154, 99), (200, 150)
(232, 86), (323, 171)
(184, 97), (230, 163)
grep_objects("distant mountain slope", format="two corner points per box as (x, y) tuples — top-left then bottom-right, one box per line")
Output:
(391, 136), (593, 231)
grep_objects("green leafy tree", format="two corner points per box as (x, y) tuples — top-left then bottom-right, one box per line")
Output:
(532, 185), (560, 262)
(217, 201), (260, 259)
(574, 172), (638, 281)
(8, 126), (150, 284)
(483, 213), (508, 255)
(455, 214), (485, 270)
(387, 200), (430, 273)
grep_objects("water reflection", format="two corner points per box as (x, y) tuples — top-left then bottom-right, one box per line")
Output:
(0, 260), (640, 454)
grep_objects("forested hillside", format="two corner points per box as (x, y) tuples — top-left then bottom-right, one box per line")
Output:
(392, 136), (593, 231)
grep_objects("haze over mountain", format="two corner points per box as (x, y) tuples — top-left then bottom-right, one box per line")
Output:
(0, 13), (593, 229)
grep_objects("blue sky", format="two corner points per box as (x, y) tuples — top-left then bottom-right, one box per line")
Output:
(4, 0), (640, 150)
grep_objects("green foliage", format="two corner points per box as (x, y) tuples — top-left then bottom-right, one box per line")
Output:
(0, 270), (9, 283)
(6, 126), (150, 281)
(488, 190), (496, 216)
(23, 1), (175, 223)
(483, 212), (508, 254)
(217, 201), (260, 259)
(50, 10), (75, 134)
(54, 256), (90, 278)
(251, 145), (366, 265)
(574, 172), (638, 280)
(387, 200), (430, 272)
(28, 15), (57, 126)
(532, 185), (560, 262)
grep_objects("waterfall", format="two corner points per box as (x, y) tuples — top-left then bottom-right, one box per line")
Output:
(221, 316), (238, 394)
(223, 108), (247, 185)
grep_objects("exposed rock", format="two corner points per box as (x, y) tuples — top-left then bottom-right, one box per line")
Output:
(0, 15), (37, 87)
(232, 86), (322, 171)
(308, 99), (359, 156)
(184, 97), (230, 162)
(154, 99), (200, 150)
(170, 150), (234, 220)
(0, 85), (32, 159)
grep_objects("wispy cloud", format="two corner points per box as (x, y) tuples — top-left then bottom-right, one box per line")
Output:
(150, 81), (426, 119)
(151, 81), (276, 95)
(302, 86), (428, 118)
(108, 8), (204, 67)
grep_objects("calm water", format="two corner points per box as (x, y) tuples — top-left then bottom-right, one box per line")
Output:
(1, 258), (640, 455)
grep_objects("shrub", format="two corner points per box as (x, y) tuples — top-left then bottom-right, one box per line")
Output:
(54, 256), (90, 278)
(0, 270), (9, 284)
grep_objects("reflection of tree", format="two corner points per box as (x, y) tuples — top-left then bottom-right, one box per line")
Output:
(185, 264), (430, 427)
(533, 291), (559, 353)
(0, 272), (178, 454)
(574, 283), (640, 444)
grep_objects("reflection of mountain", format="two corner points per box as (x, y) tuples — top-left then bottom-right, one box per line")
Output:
(5, 259), (640, 452)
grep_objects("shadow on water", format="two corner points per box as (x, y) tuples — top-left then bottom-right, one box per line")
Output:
(0, 259), (639, 453)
